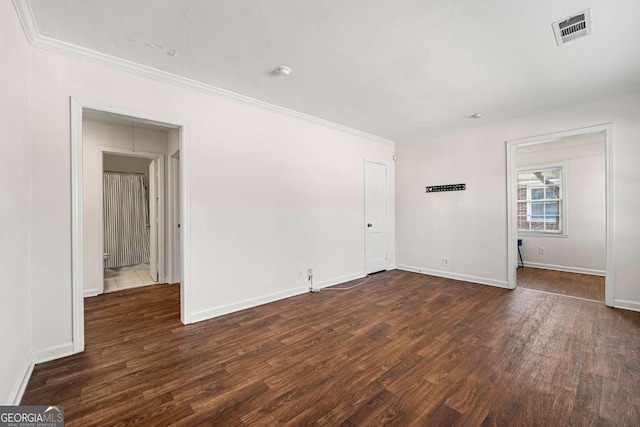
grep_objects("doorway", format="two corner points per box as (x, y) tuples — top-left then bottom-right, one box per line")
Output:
(364, 160), (388, 274)
(506, 124), (614, 306)
(101, 151), (162, 293)
(71, 98), (192, 354)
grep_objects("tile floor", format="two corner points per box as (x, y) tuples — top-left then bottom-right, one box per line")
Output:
(104, 263), (158, 293)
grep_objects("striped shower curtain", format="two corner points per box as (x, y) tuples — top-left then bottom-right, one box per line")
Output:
(103, 172), (150, 268)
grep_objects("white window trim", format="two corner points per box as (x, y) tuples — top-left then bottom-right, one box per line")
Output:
(516, 162), (568, 237)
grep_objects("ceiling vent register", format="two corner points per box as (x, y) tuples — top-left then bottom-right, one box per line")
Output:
(552, 9), (592, 46)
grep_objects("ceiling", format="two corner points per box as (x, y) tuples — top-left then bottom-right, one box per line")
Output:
(27, 0), (640, 143)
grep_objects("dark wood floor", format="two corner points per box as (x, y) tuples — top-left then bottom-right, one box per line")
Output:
(23, 270), (640, 426)
(517, 266), (605, 301)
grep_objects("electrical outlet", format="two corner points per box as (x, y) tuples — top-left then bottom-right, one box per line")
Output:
(298, 270), (303, 280)
(539, 247), (546, 255)
(443, 258), (450, 267)
(307, 268), (313, 279)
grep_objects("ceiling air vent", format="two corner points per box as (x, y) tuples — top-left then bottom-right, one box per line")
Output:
(552, 9), (592, 46)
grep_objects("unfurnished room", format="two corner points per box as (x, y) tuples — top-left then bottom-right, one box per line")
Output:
(1, 0), (640, 426)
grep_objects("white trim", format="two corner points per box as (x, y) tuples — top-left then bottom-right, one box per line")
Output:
(84, 288), (99, 297)
(179, 124), (191, 324)
(33, 343), (74, 364)
(191, 270), (371, 322)
(71, 98), (193, 361)
(313, 271), (368, 291)
(506, 124), (614, 306)
(604, 125), (615, 307)
(9, 353), (34, 405)
(364, 159), (389, 274)
(518, 231), (568, 238)
(11, 0), (37, 44)
(396, 264), (510, 289)
(167, 149), (180, 284)
(506, 142), (518, 289)
(70, 98), (84, 353)
(398, 84), (640, 145)
(11, 0), (394, 147)
(97, 147), (166, 295)
(521, 262), (605, 277)
(190, 286), (309, 324)
(613, 299), (640, 313)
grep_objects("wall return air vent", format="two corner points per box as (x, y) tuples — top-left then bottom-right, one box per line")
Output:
(552, 9), (592, 46)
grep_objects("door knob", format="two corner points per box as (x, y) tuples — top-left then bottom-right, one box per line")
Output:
(367, 223), (373, 227)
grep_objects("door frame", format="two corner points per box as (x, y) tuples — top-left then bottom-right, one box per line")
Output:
(98, 148), (165, 295)
(505, 123), (614, 306)
(71, 97), (193, 354)
(363, 158), (389, 274)
(168, 148), (181, 284)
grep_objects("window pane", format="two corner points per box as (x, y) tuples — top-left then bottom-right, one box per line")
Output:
(531, 188), (544, 200)
(545, 186), (559, 199)
(545, 202), (558, 216)
(531, 202), (543, 216)
(516, 165), (563, 234)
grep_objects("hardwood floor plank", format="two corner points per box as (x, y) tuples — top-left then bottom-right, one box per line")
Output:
(517, 266), (605, 301)
(21, 272), (640, 426)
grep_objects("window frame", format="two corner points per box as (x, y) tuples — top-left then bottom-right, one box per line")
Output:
(516, 163), (568, 237)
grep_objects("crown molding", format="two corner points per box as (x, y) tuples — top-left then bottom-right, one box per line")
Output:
(12, 0), (37, 44)
(398, 81), (640, 145)
(11, 0), (395, 147)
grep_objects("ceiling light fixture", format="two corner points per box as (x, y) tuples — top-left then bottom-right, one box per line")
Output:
(274, 65), (292, 76)
(470, 113), (483, 119)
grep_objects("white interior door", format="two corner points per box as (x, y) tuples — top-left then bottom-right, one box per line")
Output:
(365, 161), (387, 274)
(149, 159), (159, 282)
(175, 153), (182, 283)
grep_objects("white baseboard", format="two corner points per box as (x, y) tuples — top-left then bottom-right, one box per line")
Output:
(614, 299), (640, 313)
(9, 352), (35, 405)
(312, 271), (367, 291)
(190, 285), (309, 323)
(84, 288), (99, 297)
(521, 261), (605, 276)
(33, 343), (74, 364)
(396, 264), (509, 289)
(190, 271), (375, 323)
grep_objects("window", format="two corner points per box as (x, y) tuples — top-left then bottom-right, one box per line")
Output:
(517, 165), (564, 233)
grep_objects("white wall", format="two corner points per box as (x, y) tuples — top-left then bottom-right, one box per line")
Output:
(396, 90), (640, 310)
(27, 39), (395, 353)
(82, 118), (168, 295)
(103, 153), (152, 175)
(0, 1), (33, 404)
(516, 134), (606, 273)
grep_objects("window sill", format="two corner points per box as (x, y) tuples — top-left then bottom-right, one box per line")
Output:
(518, 231), (569, 238)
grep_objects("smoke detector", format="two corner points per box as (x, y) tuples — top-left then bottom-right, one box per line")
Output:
(552, 9), (592, 46)
(274, 65), (292, 76)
